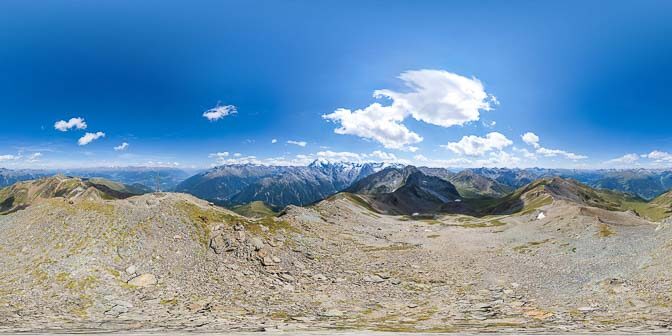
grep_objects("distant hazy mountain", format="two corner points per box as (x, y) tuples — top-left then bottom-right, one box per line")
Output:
(59, 167), (191, 191)
(0, 168), (50, 188)
(175, 160), (401, 208)
(464, 168), (672, 200)
(0, 167), (190, 191)
(346, 166), (461, 215)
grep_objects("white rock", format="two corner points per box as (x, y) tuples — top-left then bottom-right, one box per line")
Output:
(125, 265), (137, 275)
(128, 273), (158, 287)
(321, 309), (344, 317)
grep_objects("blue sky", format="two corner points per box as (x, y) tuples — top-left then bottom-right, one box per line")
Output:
(1, 0), (672, 169)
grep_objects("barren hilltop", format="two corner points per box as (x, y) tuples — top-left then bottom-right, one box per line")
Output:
(1, 175), (671, 333)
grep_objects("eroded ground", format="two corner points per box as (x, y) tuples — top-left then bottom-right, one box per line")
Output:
(0, 193), (671, 333)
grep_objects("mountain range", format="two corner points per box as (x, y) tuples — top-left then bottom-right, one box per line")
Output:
(3, 163), (672, 211)
(0, 167), (191, 191)
(174, 160), (402, 208)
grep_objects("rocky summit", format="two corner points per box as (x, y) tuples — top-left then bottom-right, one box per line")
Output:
(1, 176), (672, 333)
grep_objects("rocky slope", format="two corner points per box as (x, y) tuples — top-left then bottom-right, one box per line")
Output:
(0, 176), (146, 214)
(1, 184), (672, 333)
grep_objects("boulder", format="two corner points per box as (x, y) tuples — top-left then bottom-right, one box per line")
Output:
(128, 273), (157, 287)
(210, 234), (236, 254)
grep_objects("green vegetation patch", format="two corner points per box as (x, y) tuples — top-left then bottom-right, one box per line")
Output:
(176, 201), (239, 246)
(341, 193), (379, 213)
(598, 223), (616, 237)
(232, 200), (278, 218)
(513, 239), (552, 253)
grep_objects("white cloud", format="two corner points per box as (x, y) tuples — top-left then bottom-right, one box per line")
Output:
(316, 151), (362, 162)
(369, 150), (398, 161)
(145, 161), (180, 167)
(203, 105), (237, 121)
(521, 132), (540, 148)
(323, 106), (422, 150)
(521, 132), (587, 160)
(0, 152), (42, 164)
(535, 147), (587, 160)
(411, 150), (524, 168)
(209, 150), (408, 167)
(323, 69), (496, 150)
(210, 154), (314, 167)
(54, 117), (87, 132)
(482, 120), (497, 128)
(26, 152), (42, 163)
(443, 132), (513, 157)
(209, 152), (230, 158)
(314, 150), (406, 163)
(114, 142), (129, 151)
(78, 132), (105, 146)
(287, 140), (307, 147)
(271, 139), (278, 144)
(605, 153), (639, 165)
(644, 150), (672, 162)
(476, 151), (521, 167)
(513, 147), (537, 160)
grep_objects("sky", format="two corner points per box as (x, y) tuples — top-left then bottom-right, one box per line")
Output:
(1, 0), (672, 169)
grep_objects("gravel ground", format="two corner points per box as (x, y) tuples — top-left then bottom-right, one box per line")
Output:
(0, 193), (671, 333)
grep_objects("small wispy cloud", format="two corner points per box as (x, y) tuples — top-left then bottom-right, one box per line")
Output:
(209, 152), (230, 158)
(114, 142), (129, 151)
(605, 153), (639, 165)
(26, 152), (42, 162)
(271, 139), (278, 144)
(521, 132), (587, 160)
(78, 132), (106, 146)
(482, 120), (497, 128)
(287, 140), (307, 147)
(203, 105), (237, 121)
(54, 117), (87, 132)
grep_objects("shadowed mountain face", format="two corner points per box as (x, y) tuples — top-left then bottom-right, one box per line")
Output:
(347, 166), (462, 215)
(0, 176), (147, 214)
(345, 170), (671, 220)
(175, 160), (402, 208)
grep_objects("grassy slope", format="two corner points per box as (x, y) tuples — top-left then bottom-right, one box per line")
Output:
(232, 200), (278, 218)
(464, 178), (672, 221)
